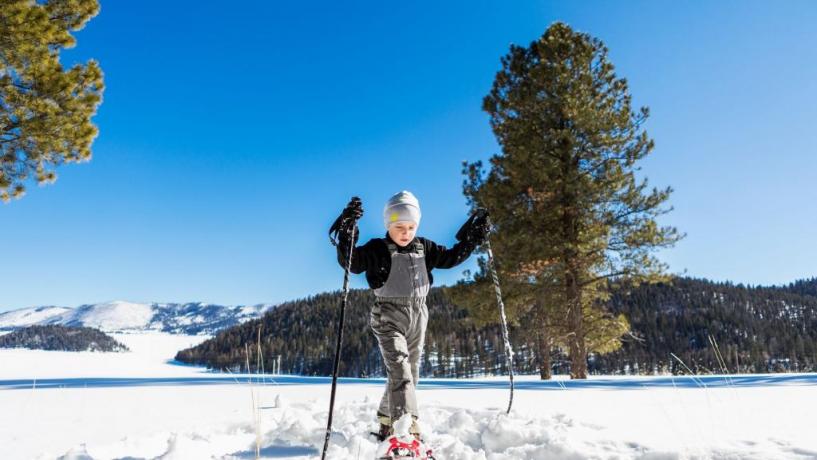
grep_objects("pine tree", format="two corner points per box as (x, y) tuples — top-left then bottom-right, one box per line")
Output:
(1, 0), (104, 202)
(454, 23), (682, 379)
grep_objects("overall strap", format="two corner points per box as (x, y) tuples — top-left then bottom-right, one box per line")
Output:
(413, 239), (424, 257)
(384, 239), (424, 256)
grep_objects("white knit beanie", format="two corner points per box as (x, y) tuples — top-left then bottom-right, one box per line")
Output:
(383, 190), (421, 229)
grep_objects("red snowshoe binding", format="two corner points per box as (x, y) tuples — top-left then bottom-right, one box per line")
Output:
(376, 434), (435, 460)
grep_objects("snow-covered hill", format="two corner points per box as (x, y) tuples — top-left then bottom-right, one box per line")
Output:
(0, 300), (275, 335)
(0, 305), (73, 329)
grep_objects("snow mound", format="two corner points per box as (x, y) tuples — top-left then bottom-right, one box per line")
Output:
(52, 398), (705, 460)
(55, 444), (93, 460)
(44, 388), (817, 460)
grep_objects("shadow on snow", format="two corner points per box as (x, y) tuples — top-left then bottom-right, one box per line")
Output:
(3, 373), (817, 391)
(227, 443), (319, 459)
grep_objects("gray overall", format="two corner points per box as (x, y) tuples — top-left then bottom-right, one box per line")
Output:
(370, 240), (430, 426)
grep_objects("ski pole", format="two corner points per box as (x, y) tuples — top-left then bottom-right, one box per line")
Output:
(483, 214), (514, 414)
(322, 205), (359, 460)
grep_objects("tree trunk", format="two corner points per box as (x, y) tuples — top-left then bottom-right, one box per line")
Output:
(567, 270), (588, 379)
(537, 329), (552, 380)
(559, 117), (587, 379)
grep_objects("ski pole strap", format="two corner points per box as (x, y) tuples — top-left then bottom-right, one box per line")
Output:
(329, 215), (358, 247)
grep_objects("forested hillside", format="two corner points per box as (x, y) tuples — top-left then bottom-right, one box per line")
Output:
(175, 277), (817, 378)
(594, 277), (817, 374)
(0, 325), (129, 352)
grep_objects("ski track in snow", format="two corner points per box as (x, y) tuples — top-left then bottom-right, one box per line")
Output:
(2, 332), (817, 460)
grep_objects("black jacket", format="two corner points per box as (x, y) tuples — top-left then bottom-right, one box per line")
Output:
(336, 232), (476, 289)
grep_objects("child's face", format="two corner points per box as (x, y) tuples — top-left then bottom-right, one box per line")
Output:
(388, 222), (417, 246)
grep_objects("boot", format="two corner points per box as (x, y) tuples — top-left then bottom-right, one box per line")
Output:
(375, 422), (392, 442)
(370, 415), (393, 443)
(410, 417), (422, 441)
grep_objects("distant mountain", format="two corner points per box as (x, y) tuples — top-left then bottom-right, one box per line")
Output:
(0, 325), (129, 352)
(0, 300), (277, 335)
(0, 305), (73, 329)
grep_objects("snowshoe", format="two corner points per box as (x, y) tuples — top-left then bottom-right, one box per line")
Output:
(375, 434), (435, 460)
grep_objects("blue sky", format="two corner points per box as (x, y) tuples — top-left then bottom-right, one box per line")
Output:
(2, 1), (816, 312)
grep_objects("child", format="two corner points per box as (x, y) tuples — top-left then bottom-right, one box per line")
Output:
(331, 190), (489, 442)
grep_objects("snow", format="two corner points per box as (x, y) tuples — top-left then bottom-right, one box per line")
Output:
(0, 305), (73, 328)
(0, 301), (278, 334)
(53, 301), (156, 331)
(2, 333), (817, 459)
(0, 332), (207, 379)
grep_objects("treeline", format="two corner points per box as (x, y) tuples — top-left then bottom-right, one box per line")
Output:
(175, 289), (521, 378)
(0, 325), (129, 352)
(175, 276), (817, 378)
(593, 277), (817, 375)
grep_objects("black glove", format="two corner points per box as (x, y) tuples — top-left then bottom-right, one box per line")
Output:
(329, 197), (363, 247)
(467, 212), (490, 246)
(341, 197), (364, 221)
(456, 208), (490, 246)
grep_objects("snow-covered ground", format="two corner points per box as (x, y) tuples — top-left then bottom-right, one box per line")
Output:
(2, 332), (817, 459)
